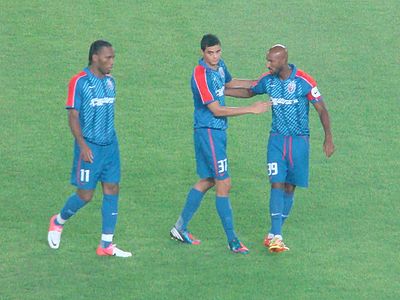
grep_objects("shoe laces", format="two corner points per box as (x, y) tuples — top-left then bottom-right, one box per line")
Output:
(271, 237), (285, 246)
(230, 239), (245, 250)
(183, 230), (198, 240)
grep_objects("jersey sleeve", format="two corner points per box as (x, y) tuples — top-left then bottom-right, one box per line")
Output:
(193, 65), (215, 104)
(296, 70), (322, 103)
(250, 73), (270, 95)
(66, 71), (86, 110)
(223, 64), (232, 84)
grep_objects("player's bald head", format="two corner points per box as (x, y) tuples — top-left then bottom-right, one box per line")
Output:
(268, 44), (288, 62)
(266, 44), (290, 77)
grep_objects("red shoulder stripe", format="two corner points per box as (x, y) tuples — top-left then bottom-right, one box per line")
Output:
(193, 65), (213, 103)
(66, 71), (86, 107)
(295, 69), (316, 87)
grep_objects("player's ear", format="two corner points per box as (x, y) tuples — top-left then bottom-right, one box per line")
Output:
(92, 53), (99, 64)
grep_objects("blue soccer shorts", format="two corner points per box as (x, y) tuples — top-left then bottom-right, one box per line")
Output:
(194, 128), (230, 180)
(70, 138), (121, 190)
(266, 133), (309, 187)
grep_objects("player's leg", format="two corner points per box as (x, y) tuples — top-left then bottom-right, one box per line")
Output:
(272, 135), (309, 252)
(215, 177), (234, 241)
(174, 178), (214, 231)
(214, 177), (234, 241)
(99, 183), (119, 249)
(96, 183), (130, 257)
(48, 189), (93, 249)
(214, 178), (248, 254)
(282, 183), (296, 225)
(96, 139), (131, 257)
(48, 141), (99, 249)
(266, 182), (289, 252)
(170, 178), (214, 244)
(283, 135), (309, 225)
(269, 182), (285, 236)
(269, 135), (309, 252)
(205, 129), (248, 254)
(171, 128), (215, 244)
(264, 134), (289, 252)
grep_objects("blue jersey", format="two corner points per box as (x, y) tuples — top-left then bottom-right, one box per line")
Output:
(251, 64), (322, 136)
(191, 58), (232, 130)
(66, 68), (116, 145)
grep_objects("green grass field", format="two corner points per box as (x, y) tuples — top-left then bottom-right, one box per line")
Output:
(1, 0), (399, 299)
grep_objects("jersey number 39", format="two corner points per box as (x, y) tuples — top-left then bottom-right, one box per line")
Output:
(267, 162), (278, 176)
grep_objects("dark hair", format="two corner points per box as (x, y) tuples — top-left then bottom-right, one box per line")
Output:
(200, 34), (220, 51)
(88, 40), (112, 65)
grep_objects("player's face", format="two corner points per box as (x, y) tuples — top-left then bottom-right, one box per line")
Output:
(202, 44), (222, 69)
(92, 46), (115, 76)
(266, 51), (285, 75)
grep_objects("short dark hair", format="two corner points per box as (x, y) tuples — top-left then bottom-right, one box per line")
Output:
(88, 40), (112, 65)
(200, 34), (220, 51)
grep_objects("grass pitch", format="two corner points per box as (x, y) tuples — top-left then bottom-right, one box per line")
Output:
(1, 1), (399, 299)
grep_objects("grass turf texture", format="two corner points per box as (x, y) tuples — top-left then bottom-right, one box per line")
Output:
(1, 0), (399, 299)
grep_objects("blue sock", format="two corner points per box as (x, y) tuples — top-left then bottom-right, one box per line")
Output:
(282, 192), (294, 225)
(59, 193), (87, 222)
(216, 196), (236, 242)
(269, 188), (284, 235)
(175, 188), (205, 231)
(101, 194), (119, 248)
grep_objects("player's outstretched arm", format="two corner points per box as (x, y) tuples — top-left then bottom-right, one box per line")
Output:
(226, 79), (256, 89)
(313, 101), (335, 158)
(207, 100), (271, 117)
(225, 87), (255, 98)
(68, 109), (94, 163)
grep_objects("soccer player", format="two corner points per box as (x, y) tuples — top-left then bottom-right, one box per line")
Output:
(47, 40), (132, 257)
(169, 34), (271, 254)
(225, 44), (335, 252)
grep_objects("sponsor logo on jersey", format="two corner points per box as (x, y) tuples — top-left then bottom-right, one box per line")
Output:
(90, 97), (115, 107)
(216, 86), (225, 97)
(271, 97), (299, 105)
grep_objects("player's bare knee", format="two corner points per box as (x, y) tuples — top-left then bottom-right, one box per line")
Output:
(205, 178), (215, 189)
(216, 178), (231, 195)
(285, 184), (296, 194)
(271, 182), (285, 189)
(77, 189), (94, 202)
(195, 178), (215, 192)
(102, 183), (119, 195)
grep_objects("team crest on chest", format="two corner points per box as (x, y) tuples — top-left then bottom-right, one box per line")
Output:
(287, 80), (296, 94)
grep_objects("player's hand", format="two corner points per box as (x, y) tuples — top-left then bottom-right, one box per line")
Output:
(251, 101), (271, 114)
(80, 143), (94, 163)
(323, 138), (335, 158)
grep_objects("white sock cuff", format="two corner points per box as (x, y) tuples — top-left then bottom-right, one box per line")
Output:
(101, 234), (114, 242)
(56, 214), (66, 225)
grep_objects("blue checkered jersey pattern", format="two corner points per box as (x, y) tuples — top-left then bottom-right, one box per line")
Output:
(66, 68), (116, 145)
(191, 59), (232, 130)
(251, 64), (322, 136)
